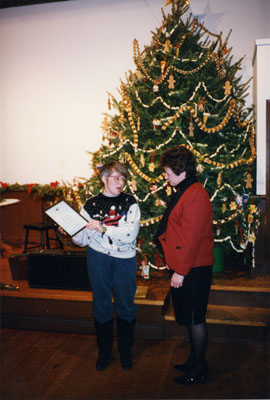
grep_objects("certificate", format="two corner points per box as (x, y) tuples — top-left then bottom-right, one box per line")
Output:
(45, 200), (88, 237)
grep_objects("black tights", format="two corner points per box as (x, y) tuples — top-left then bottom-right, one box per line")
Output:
(187, 321), (208, 372)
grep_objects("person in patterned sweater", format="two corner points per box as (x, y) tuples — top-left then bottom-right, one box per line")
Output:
(72, 161), (141, 371)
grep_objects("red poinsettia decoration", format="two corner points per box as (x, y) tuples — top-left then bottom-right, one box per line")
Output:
(50, 181), (59, 188)
(26, 183), (36, 194)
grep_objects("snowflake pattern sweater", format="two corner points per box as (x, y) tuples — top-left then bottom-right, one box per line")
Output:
(72, 192), (141, 259)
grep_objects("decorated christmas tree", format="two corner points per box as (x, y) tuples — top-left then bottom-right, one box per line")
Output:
(69, 0), (260, 273)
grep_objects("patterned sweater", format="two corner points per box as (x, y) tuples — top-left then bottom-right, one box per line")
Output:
(72, 192), (141, 259)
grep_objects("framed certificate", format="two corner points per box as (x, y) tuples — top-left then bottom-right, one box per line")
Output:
(45, 200), (88, 237)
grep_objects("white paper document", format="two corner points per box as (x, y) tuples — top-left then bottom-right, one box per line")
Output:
(45, 200), (87, 237)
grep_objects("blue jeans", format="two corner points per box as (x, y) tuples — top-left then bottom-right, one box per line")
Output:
(87, 247), (137, 324)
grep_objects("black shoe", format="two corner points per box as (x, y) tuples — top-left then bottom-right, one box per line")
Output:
(174, 372), (207, 385)
(174, 364), (208, 385)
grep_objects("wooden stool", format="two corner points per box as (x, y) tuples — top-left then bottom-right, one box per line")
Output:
(23, 222), (63, 253)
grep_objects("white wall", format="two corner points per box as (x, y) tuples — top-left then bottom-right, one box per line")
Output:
(1, 0), (269, 185)
(253, 39), (270, 195)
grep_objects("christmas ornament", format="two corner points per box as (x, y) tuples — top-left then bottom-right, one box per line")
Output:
(217, 172), (222, 188)
(249, 231), (256, 244)
(249, 204), (257, 214)
(197, 164), (204, 173)
(176, 43), (180, 57)
(222, 202), (226, 213)
(167, 74), (176, 89)
(153, 84), (159, 92)
(150, 184), (158, 193)
(161, 58), (167, 75)
(107, 92), (111, 110)
(153, 119), (161, 130)
(240, 228), (245, 249)
(248, 213), (253, 223)
(166, 185), (172, 196)
(131, 178), (137, 191)
(198, 98), (206, 112)
(203, 112), (210, 125)
(188, 113), (194, 136)
(135, 69), (144, 80)
(155, 198), (166, 207)
(223, 80), (232, 95)
(230, 201), (237, 211)
(140, 153), (145, 167)
(189, 120), (194, 136)
(245, 172), (253, 189)
(101, 114), (110, 135)
(149, 152), (155, 172)
(137, 113), (140, 131)
(141, 260), (150, 279)
(164, 39), (172, 53)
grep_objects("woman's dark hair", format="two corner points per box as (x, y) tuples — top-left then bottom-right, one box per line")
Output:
(159, 146), (196, 177)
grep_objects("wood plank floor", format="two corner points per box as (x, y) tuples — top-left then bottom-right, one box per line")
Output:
(165, 304), (270, 327)
(0, 327), (269, 400)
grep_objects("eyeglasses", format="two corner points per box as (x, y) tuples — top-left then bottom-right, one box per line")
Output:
(108, 175), (126, 183)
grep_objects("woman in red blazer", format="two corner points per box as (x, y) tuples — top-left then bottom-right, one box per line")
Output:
(154, 146), (214, 385)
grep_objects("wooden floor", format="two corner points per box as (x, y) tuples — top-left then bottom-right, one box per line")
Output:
(1, 245), (270, 399)
(0, 327), (269, 400)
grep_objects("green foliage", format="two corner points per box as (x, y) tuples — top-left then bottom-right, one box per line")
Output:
(73, 0), (261, 269)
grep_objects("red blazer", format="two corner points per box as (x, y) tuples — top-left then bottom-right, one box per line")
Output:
(157, 182), (214, 276)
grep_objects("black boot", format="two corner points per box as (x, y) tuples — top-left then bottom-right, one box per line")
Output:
(94, 319), (114, 371)
(117, 317), (136, 370)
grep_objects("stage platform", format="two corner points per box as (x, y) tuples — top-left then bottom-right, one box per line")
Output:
(1, 249), (270, 340)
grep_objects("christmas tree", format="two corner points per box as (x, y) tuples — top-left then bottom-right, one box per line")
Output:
(70, 0), (260, 273)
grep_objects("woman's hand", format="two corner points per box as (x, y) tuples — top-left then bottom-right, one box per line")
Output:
(86, 220), (103, 233)
(171, 272), (185, 288)
(58, 226), (67, 236)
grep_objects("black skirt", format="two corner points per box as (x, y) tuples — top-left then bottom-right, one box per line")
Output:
(171, 266), (212, 326)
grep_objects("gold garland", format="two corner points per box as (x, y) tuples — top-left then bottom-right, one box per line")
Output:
(161, 99), (235, 133)
(120, 84), (138, 148)
(190, 99), (235, 133)
(124, 152), (164, 183)
(191, 17), (222, 43)
(179, 140), (255, 169)
(139, 208), (242, 228)
(155, 33), (186, 56)
(72, 185), (83, 209)
(159, 99), (256, 168)
(103, 98), (255, 171)
(161, 105), (191, 130)
(133, 38), (213, 85)
(135, 80), (228, 111)
(133, 14), (227, 87)
(213, 209), (243, 225)
(140, 215), (162, 227)
(214, 52), (226, 79)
